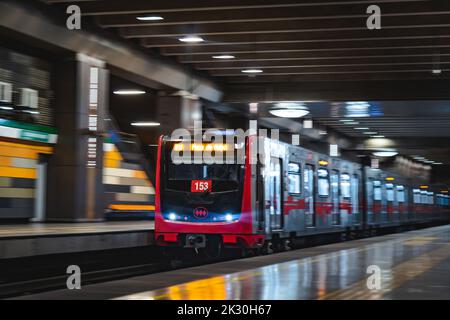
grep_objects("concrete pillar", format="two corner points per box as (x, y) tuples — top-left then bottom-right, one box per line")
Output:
(46, 54), (108, 221)
(156, 93), (202, 135)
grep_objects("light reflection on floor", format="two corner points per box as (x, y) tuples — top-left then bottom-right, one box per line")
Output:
(117, 228), (450, 300)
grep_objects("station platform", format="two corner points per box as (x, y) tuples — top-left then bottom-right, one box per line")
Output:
(0, 221), (154, 259)
(15, 224), (450, 300)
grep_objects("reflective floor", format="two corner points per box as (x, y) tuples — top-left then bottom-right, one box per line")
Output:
(0, 221), (154, 238)
(16, 225), (450, 300)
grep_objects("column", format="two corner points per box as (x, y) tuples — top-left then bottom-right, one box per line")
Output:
(46, 54), (108, 221)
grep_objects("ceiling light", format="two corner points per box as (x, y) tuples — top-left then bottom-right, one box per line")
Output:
(364, 131), (378, 135)
(269, 102), (310, 118)
(373, 151), (398, 157)
(339, 119), (354, 122)
(371, 135), (385, 138)
(354, 127), (370, 130)
(131, 122), (160, 127)
(241, 69), (263, 74)
(179, 36), (204, 43)
(212, 55), (235, 59)
(433, 162), (443, 165)
(432, 69), (442, 75)
(136, 15), (164, 21)
(113, 90), (146, 95)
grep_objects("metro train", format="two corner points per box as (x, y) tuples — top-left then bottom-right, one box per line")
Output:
(155, 134), (450, 255)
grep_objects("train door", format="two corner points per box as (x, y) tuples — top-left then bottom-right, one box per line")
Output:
(331, 170), (340, 225)
(265, 157), (283, 231)
(351, 174), (360, 225)
(340, 173), (351, 226)
(366, 178), (374, 224)
(386, 183), (395, 223)
(373, 180), (382, 223)
(304, 164), (315, 227)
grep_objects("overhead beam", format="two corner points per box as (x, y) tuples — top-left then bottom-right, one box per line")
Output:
(194, 57), (450, 70)
(159, 40), (450, 56)
(178, 49), (450, 63)
(223, 79), (450, 102)
(140, 28), (450, 47)
(0, 0), (222, 102)
(50, 0), (427, 16)
(120, 18), (450, 39)
(94, 2), (448, 28)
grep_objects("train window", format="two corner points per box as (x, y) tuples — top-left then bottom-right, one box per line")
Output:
(373, 181), (382, 201)
(428, 192), (434, 204)
(386, 183), (395, 202)
(340, 173), (351, 199)
(420, 190), (428, 204)
(351, 175), (359, 214)
(413, 189), (421, 203)
(318, 169), (329, 197)
(288, 163), (301, 195)
(397, 186), (405, 203)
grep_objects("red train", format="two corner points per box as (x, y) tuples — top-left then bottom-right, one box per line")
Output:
(155, 134), (450, 254)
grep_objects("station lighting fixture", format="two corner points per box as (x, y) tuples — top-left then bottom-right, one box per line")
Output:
(371, 135), (385, 138)
(432, 69), (442, 75)
(179, 36), (204, 43)
(269, 102), (310, 118)
(113, 90), (146, 95)
(212, 55), (235, 59)
(372, 150), (398, 157)
(364, 131), (378, 135)
(241, 69), (263, 74)
(249, 102), (258, 114)
(354, 127), (370, 130)
(136, 15), (164, 21)
(433, 162), (443, 165)
(131, 122), (160, 127)
(339, 119), (354, 122)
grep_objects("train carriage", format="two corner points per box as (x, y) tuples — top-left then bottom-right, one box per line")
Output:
(155, 133), (450, 254)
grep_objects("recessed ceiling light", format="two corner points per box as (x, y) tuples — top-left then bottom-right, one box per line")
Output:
(136, 15), (164, 21)
(364, 131), (378, 135)
(373, 151), (398, 157)
(269, 102), (309, 118)
(339, 119), (354, 122)
(113, 90), (146, 95)
(354, 127), (370, 130)
(241, 69), (263, 74)
(432, 69), (442, 75)
(212, 55), (235, 59)
(179, 36), (204, 43)
(131, 122), (160, 127)
(371, 135), (385, 138)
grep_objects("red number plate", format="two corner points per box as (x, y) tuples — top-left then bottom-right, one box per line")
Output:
(191, 180), (212, 193)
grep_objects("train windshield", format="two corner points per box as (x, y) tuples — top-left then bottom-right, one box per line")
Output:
(167, 163), (240, 181)
(164, 140), (244, 192)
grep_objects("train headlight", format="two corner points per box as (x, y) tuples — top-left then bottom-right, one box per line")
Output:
(225, 214), (233, 222)
(168, 213), (177, 221)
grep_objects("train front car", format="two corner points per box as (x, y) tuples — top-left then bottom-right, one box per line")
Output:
(155, 134), (261, 255)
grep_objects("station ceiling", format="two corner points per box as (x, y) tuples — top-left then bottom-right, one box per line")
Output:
(44, 0), (450, 84)
(41, 0), (450, 168)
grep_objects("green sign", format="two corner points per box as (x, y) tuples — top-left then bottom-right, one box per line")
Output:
(20, 129), (50, 143)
